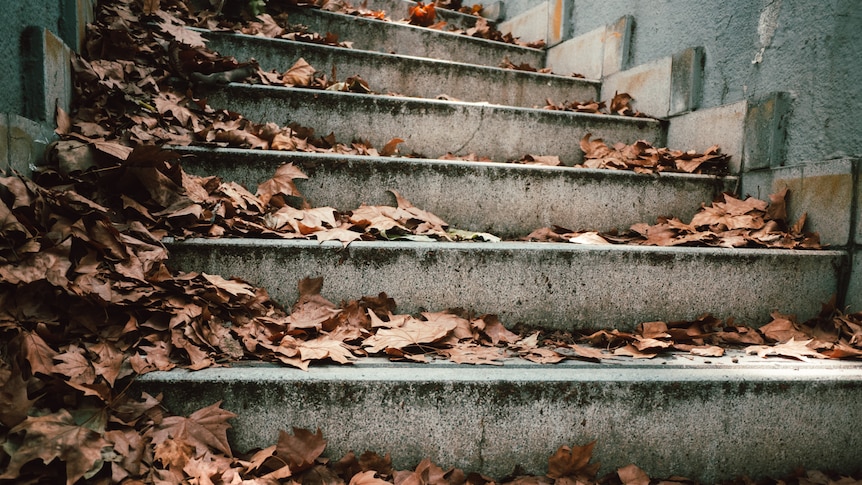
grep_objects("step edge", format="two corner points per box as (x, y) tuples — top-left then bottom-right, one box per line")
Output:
(171, 145), (736, 183)
(287, 7), (545, 53)
(215, 82), (664, 125)
(197, 28), (601, 84)
(162, 237), (848, 257)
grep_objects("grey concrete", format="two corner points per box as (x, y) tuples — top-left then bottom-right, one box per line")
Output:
(202, 84), (664, 164)
(742, 92), (790, 171)
(498, 1), (549, 44)
(22, 28), (73, 124)
(133, 356), (862, 482)
(544, 15), (631, 79)
(0, 0), (91, 117)
(601, 47), (703, 119)
(545, 24), (605, 79)
(163, 239), (846, 330)
(667, 101), (747, 174)
(200, 30), (599, 107)
(284, 8), (544, 68)
(172, 146), (735, 237)
(848, 249), (861, 312)
(553, 0), (862, 167)
(740, 159), (855, 248)
(546, 0), (573, 46)
(5, 115), (53, 177)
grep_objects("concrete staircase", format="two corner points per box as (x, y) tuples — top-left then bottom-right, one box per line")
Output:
(135, 1), (862, 481)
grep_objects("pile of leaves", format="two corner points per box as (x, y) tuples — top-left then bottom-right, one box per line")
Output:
(3, 159), (862, 482)
(544, 93), (651, 118)
(578, 134), (729, 174)
(525, 188), (821, 250)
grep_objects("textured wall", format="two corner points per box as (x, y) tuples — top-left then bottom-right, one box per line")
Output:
(557, 0), (862, 166)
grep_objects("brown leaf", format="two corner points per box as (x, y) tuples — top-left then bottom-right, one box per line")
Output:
(746, 338), (826, 361)
(152, 401), (237, 457)
(618, 464), (650, 485)
(381, 138), (404, 157)
(350, 470), (393, 485)
(276, 427), (327, 474)
(283, 58), (317, 87)
(363, 316), (457, 353)
(0, 409), (109, 485)
(547, 441), (600, 480)
(256, 163), (308, 207)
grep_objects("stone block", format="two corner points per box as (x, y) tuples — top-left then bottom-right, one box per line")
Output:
(668, 100), (747, 174)
(545, 0), (572, 47)
(22, 28), (73, 124)
(602, 15), (632, 77)
(670, 47), (704, 115)
(498, 1), (549, 44)
(59, 0), (96, 52)
(6, 115), (52, 177)
(769, 159), (854, 247)
(0, 113), (8, 171)
(743, 91), (790, 171)
(848, 249), (862, 312)
(601, 56), (672, 118)
(855, 159), (862, 244)
(545, 25), (605, 79)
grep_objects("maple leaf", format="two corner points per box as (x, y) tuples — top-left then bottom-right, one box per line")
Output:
(276, 427), (328, 474)
(363, 316), (457, 353)
(256, 163), (308, 207)
(440, 342), (506, 365)
(152, 401), (237, 457)
(0, 364), (37, 427)
(298, 336), (357, 364)
(618, 464), (650, 485)
(746, 338), (827, 361)
(0, 409), (109, 485)
(351, 470), (394, 485)
(759, 311), (810, 342)
(283, 58), (317, 87)
(158, 18), (207, 47)
(408, 1), (437, 26)
(547, 441), (600, 481)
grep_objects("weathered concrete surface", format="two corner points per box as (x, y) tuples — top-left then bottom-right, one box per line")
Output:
(545, 25), (605, 78)
(546, 0), (572, 46)
(544, 15), (630, 79)
(848, 249), (861, 312)
(740, 159), (855, 247)
(163, 239), (846, 330)
(284, 8), (544, 68)
(203, 84), (663, 164)
(498, 1), (549, 44)
(22, 28), (73, 124)
(601, 48), (703, 119)
(552, 0), (862, 167)
(667, 101), (747, 174)
(200, 30), (599, 107)
(742, 92), (790, 171)
(173, 147), (734, 237)
(4, 115), (52, 177)
(133, 356), (862, 482)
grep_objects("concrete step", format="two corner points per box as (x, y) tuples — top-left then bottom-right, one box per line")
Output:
(358, 0), (496, 29)
(172, 146), (735, 238)
(162, 239), (845, 330)
(132, 355), (862, 482)
(201, 84), (663, 164)
(282, 8), (544, 67)
(200, 30), (598, 107)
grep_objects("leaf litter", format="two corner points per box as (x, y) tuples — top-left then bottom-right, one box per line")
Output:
(2, 0), (859, 482)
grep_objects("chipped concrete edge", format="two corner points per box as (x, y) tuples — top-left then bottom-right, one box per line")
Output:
(498, 1), (550, 45)
(545, 15), (632, 79)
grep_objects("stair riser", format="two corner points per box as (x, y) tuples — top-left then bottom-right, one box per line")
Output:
(202, 31), (599, 107)
(284, 9), (544, 67)
(163, 240), (845, 330)
(204, 85), (664, 164)
(174, 147), (734, 238)
(133, 363), (862, 482)
(358, 0), (492, 29)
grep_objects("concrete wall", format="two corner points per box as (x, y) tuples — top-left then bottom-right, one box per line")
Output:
(549, 0), (862, 167)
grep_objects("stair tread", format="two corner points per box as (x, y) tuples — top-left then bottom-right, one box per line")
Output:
(200, 29), (597, 107)
(164, 238), (846, 330)
(202, 83), (663, 164)
(282, 8), (544, 67)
